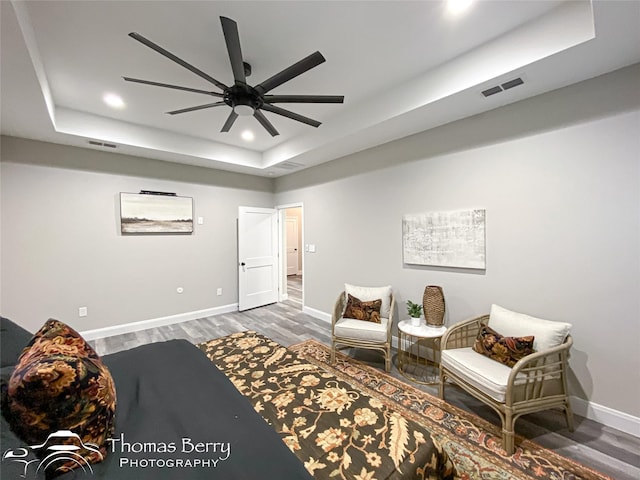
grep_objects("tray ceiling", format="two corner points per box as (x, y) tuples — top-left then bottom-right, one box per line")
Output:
(2, 1), (639, 176)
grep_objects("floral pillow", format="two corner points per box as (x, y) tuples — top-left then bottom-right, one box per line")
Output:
(6, 319), (116, 476)
(472, 324), (535, 367)
(343, 294), (382, 323)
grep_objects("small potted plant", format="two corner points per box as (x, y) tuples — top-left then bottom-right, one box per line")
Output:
(407, 300), (423, 326)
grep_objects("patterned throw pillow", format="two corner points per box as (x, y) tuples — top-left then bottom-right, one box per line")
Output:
(343, 294), (382, 323)
(472, 324), (535, 367)
(6, 319), (116, 476)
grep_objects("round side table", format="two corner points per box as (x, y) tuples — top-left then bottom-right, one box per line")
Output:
(397, 321), (447, 385)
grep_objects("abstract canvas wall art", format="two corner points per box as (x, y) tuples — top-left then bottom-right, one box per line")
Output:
(403, 209), (486, 269)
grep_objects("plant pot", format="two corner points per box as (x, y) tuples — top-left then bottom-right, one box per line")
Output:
(423, 285), (445, 327)
(410, 316), (421, 327)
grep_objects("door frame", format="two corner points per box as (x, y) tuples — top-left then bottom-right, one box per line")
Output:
(276, 202), (304, 304)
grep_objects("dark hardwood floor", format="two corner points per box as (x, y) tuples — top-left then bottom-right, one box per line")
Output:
(91, 275), (639, 480)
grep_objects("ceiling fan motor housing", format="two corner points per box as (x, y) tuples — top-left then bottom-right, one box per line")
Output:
(224, 84), (262, 115)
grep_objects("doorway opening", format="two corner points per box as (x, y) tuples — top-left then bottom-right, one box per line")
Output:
(278, 204), (303, 308)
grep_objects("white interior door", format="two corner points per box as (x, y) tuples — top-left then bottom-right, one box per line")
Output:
(238, 206), (278, 311)
(286, 216), (299, 276)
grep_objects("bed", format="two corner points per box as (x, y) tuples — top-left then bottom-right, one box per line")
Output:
(1, 317), (454, 479)
(1, 317), (312, 479)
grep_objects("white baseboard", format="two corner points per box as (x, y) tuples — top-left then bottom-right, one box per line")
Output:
(80, 304), (238, 340)
(571, 396), (640, 437)
(302, 306), (640, 438)
(303, 306), (331, 323)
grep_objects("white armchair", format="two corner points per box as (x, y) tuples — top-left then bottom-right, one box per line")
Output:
(439, 304), (574, 454)
(331, 284), (395, 372)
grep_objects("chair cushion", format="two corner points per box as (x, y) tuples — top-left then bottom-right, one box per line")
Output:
(472, 325), (534, 367)
(345, 284), (392, 318)
(489, 304), (572, 351)
(441, 347), (528, 403)
(334, 317), (389, 343)
(343, 294), (382, 323)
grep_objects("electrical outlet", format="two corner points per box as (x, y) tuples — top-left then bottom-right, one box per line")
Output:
(217, 288), (223, 296)
(79, 307), (88, 317)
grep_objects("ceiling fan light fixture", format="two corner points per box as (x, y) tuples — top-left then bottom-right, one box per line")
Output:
(233, 104), (255, 116)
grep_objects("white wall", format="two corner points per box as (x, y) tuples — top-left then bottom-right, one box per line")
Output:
(0, 138), (275, 333)
(275, 66), (640, 418)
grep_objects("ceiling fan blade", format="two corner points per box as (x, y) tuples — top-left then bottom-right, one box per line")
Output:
(253, 110), (279, 137)
(263, 94), (344, 104)
(123, 77), (223, 97)
(255, 51), (325, 95)
(129, 32), (228, 91)
(220, 17), (246, 85)
(260, 104), (321, 128)
(166, 101), (226, 115)
(220, 110), (238, 132)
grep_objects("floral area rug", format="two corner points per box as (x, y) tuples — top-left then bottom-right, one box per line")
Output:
(199, 331), (456, 480)
(290, 339), (613, 480)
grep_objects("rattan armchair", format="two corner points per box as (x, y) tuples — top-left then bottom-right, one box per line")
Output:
(331, 287), (395, 372)
(439, 307), (574, 454)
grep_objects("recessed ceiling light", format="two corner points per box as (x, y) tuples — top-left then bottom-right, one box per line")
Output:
(103, 93), (125, 109)
(241, 130), (255, 141)
(446, 0), (474, 16)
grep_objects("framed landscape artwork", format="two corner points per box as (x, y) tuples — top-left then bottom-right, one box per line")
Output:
(403, 208), (486, 269)
(120, 193), (193, 234)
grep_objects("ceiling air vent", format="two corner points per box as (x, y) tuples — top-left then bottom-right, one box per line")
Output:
(481, 86), (502, 97)
(274, 161), (305, 170)
(501, 77), (524, 91)
(88, 140), (117, 149)
(481, 77), (524, 97)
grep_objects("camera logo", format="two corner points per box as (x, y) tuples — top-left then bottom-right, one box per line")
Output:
(2, 430), (102, 477)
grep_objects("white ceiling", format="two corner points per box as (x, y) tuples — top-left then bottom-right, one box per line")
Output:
(2, 1), (639, 177)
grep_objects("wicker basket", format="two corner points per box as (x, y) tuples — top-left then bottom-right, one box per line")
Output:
(423, 285), (445, 327)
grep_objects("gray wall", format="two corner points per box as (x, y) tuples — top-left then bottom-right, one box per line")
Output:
(275, 65), (640, 417)
(0, 137), (275, 332)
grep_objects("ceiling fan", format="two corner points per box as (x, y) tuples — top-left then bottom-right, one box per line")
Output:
(124, 16), (344, 137)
